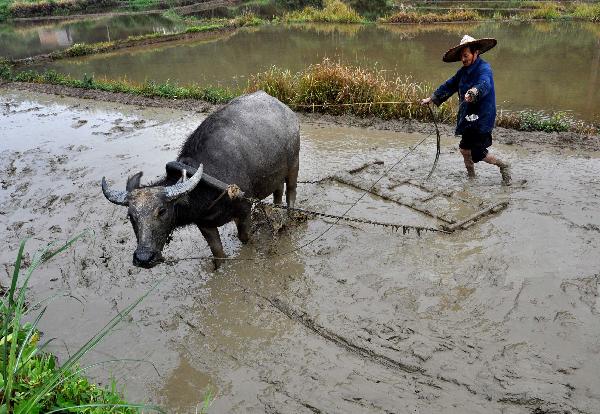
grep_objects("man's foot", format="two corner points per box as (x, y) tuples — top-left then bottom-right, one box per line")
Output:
(499, 162), (511, 186)
(466, 166), (476, 179)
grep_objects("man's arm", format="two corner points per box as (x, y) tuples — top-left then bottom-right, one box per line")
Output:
(465, 64), (493, 103)
(429, 71), (460, 105)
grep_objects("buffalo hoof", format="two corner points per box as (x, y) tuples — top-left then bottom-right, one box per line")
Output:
(238, 232), (250, 244)
(212, 256), (225, 270)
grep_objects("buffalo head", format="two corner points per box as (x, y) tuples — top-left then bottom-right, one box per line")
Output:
(102, 165), (203, 268)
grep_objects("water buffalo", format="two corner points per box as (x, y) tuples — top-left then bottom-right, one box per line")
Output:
(102, 91), (300, 269)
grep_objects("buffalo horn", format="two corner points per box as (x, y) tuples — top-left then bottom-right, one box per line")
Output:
(164, 164), (203, 200)
(102, 177), (129, 206)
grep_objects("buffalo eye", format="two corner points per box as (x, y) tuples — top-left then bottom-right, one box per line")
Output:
(157, 207), (167, 218)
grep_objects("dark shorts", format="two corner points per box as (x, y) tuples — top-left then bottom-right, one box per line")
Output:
(459, 130), (493, 163)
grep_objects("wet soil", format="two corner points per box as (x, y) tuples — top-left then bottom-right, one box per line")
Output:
(1, 87), (599, 414)
(5, 81), (600, 151)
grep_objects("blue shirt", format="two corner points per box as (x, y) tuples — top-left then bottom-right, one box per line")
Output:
(431, 57), (496, 135)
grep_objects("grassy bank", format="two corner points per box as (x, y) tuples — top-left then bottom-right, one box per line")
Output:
(381, 9), (481, 24)
(8, 16), (262, 64)
(2, 0), (600, 22)
(1, 0), (215, 20)
(1, 236), (163, 413)
(0, 64), (235, 103)
(2, 58), (596, 135)
(282, 0), (363, 23)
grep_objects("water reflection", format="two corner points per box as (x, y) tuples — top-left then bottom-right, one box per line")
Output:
(40, 21), (600, 123)
(0, 15), (187, 59)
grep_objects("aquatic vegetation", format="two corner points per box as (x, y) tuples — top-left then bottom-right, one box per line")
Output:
(572, 2), (600, 22)
(1, 236), (163, 413)
(230, 11), (266, 27)
(283, 0), (364, 23)
(381, 9), (481, 24)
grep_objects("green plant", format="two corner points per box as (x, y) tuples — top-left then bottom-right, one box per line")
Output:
(283, 0), (363, 23)
(572, 2), (600, 22)
(1, 235), (165, 413)
(519, 110), (571, 132)
(527, 2), (564, 19)
(381, 9), (480, 24)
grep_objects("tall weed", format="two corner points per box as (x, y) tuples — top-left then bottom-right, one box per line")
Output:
(1, 235), (165, 413)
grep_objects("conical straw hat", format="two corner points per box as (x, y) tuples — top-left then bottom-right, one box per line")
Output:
(443, 35), (497, 62)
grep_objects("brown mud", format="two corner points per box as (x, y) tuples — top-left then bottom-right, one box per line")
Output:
(4, 81), (600, 151)
(1, 87), (600, 413)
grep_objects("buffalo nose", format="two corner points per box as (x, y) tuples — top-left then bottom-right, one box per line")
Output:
(133, 249), (156, 267)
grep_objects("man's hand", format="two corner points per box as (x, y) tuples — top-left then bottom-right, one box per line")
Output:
(464, 87), (478, 103)
(420, 97), (432, 106)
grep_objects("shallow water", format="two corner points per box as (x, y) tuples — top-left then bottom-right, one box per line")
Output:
(38, 20), (600, 124)
(0, 15), (187, 59)
(1, 89), (600, 413)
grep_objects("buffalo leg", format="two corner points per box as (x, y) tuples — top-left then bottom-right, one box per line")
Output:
(234, 202), (252, 244)
(273, 182), (284, 205)
(286, 160), (299, 208)
(198, 226), (225, 269)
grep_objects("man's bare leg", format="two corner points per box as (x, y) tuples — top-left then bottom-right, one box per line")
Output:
(460, 148), (476, 178)
(482, 153), (511, 185)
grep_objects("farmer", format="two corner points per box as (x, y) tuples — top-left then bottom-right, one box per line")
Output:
(421, 35), (511, 185)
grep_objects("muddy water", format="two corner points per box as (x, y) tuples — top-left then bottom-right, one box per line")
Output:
(40, 21), (600, 124)
(1, 88), (600, 413)
(0, 15), (187, 59)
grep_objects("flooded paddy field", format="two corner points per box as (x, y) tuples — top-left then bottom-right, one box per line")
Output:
(34, 20), (600, 124)
(0, 14), (187, 59)
(1, 87), (599, 413)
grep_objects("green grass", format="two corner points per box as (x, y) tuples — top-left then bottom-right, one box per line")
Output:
(1, 59), (597, 135)
(283, 0), (364, 23)
(1, 235), (165, 413)
(248, 59), (454, 121)
(572, 2), (600, 22)
(381, 9), (481, 23)
(0, 63), (236, 103)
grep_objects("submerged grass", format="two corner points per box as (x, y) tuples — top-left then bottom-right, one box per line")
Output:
(1, 235), (165, 413)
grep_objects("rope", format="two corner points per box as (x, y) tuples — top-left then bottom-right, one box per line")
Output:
(165, 100), (442, 265)
(167, 135), (432, 265)
(289, 100), (418, 109)
(425, 104), (441, 181)
(250, 200), (448, 235)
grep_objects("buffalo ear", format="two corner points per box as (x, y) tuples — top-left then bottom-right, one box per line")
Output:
(126, 171), (143, 192)
(173, 194), (190, 207)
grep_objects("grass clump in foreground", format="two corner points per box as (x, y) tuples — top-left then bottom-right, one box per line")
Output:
(247, 58), (455, 122)
(381, 9), (481, 24)
(1, 235), (164, 413)
(248, 59), (598, 134)
(283, 0), (363, 23)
